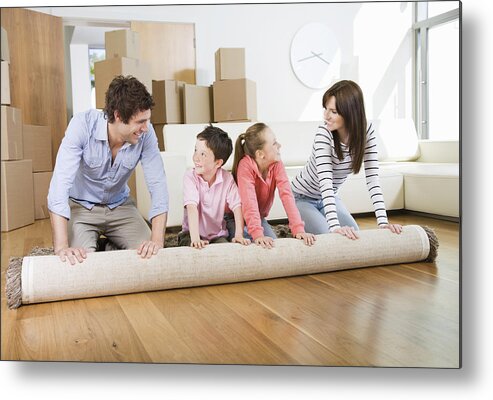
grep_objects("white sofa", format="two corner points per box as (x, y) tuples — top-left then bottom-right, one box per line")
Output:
(136, 119), (459, 228)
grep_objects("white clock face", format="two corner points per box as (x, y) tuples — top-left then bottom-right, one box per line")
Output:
(290, 22), (341, 89)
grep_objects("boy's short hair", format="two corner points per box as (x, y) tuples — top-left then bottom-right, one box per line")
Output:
(103, 75), (154, 124)
(197, 125), (233, 166)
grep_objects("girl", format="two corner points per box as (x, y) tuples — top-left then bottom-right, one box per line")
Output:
(291, 80), (402, 239)
(232, 123), (315, 249)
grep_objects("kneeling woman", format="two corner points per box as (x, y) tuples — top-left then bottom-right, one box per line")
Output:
(291, 80), (402, 239)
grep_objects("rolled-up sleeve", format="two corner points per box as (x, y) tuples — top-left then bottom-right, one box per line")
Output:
(140, 125), (169, 221)
(47, 115), (86, 220)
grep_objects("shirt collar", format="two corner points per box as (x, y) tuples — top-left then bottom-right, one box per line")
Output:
(95, 113), (109, 141)
(194, 167), (224, 187)
(245, 155), (276, 180)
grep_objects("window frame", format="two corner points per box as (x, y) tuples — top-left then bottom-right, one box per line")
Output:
(413, 3), (460, 139)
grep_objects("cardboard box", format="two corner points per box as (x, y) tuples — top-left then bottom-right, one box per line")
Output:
(151, 80), (185, 124)
(183, 84), (213, 124)
(213, 79), (257, 122)
(152, 123), (165, 151)
(105, 29), (140, 59)
(215, 48), (246, 81)
(1, 26), (9, 62)
(23, 124), (53, 172)
(1, 160), (34, 231)
(94, 57), (152, 109)
(1, 60), (10, 105)
(1, 105), (23, 160)
(33, 171), (53, 220)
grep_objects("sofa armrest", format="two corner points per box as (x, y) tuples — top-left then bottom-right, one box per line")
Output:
(136, 152), (187, 228)
(417, 140), (459, 163)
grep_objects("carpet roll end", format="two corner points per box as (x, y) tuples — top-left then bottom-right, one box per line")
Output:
(6, 257), (23, 309)
(421, 226), (439, 263)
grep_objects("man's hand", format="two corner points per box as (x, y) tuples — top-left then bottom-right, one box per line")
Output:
(56, 247), (87, 265)
(137, 240), (163, 258)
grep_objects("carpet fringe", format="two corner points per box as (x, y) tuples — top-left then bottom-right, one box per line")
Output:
(422, 226), (439, 263)
(6, 256), (23, 309)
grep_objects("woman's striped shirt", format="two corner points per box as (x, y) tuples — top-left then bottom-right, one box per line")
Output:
(291, 123), (389, 231)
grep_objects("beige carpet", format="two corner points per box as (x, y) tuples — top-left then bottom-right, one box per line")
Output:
(6, 225), (437, 309)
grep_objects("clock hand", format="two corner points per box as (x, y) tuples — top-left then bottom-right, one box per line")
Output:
(311, 51), (331, 65)
(298, 52), (323, 62)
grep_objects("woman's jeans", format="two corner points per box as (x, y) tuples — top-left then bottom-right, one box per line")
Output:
(294, 193), (359, 234)
(225, 214), (277, 240)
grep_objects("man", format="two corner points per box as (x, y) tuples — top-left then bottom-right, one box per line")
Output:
(48, 75), (168, 265)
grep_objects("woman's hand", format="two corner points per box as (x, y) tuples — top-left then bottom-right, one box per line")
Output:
(232, 236), (251, 246)
(295, 232), (316, 246)
(379, 223), (403, 234)
(333, 226), (359, 240)
(254, 236), (274, 249)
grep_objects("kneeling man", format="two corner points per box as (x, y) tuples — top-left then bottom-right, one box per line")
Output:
(48, 75), (168, 264)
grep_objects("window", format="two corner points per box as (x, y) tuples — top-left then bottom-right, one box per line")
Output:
(413, 2), (460, 140)
(88, 48), (105, 109)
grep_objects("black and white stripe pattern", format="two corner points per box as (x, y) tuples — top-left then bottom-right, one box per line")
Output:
(292, 123), (388, 231)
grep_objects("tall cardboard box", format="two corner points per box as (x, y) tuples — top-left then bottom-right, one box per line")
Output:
(183, 84), (213, 124)
(1, 26), (9, 62)
(1, 61), (10, 105)
(1, 105), (23, 160)
(151, 80), (185, 124)
(94, 57), (152, 109)
(152, 123), (165, 151)
(33, 171), (53, 220)
(215, 48), (246, 81)
(105, 29), (140, 59)
(213, 79), (257, 122)
(23, 125), (53, 172)
(1, 160), (35, 231)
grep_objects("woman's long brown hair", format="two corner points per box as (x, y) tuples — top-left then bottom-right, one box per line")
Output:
(322, 80), (367, 174)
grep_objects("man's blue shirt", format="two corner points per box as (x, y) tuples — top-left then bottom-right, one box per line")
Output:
(48, 109), (168, 221)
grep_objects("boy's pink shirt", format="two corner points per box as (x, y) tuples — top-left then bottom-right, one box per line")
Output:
(182, 168), (241, 240)
(237, 155), (305, 240)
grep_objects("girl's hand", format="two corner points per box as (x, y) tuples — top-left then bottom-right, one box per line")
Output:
(254, 236), (274, 249)
(379, 223), (403, 234)
(333, 226), (359, 240)
(295, 232), (316, 246)
(232, 236), (251, 246)
(190, 238), (209, 249)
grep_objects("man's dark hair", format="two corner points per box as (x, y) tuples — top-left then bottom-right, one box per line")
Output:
(103, 75), (154, 124)
(196, 125), (233, 166)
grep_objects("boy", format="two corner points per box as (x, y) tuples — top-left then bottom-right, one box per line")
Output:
(178, 126), (250, 249)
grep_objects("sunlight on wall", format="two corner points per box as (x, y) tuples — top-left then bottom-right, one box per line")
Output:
(353, 2), (413, 119)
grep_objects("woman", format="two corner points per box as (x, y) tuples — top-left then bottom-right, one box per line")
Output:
(291, 80), (402, 239)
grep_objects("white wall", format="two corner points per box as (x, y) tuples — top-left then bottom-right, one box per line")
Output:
(34, 2), (413, 122)
(69, 43), (92, 115)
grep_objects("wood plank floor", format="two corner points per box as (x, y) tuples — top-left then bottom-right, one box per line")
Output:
(0, 213), (460, 367)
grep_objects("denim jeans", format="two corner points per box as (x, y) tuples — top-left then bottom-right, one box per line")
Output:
(225, 213), (277, 240)
(293, 192), (359, 234)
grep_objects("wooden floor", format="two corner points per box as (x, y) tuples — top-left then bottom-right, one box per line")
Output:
(1, 213), (460, 367)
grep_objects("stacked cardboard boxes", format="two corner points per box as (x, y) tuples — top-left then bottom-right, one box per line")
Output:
(212, 48), (257, 122)
(94, 29), (152, 109)
(151, 80), (186, 150)
(1, 26), (53, 232)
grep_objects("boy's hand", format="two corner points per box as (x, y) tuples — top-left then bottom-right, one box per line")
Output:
(191, 238), (209, 249)
(295, 232), (316, 246)
(232, 236), (251, 246)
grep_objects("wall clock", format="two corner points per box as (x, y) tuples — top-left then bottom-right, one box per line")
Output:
(290, 22), (341, 89)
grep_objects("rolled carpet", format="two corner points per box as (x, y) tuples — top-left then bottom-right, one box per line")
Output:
(6, 225), (438, 309)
